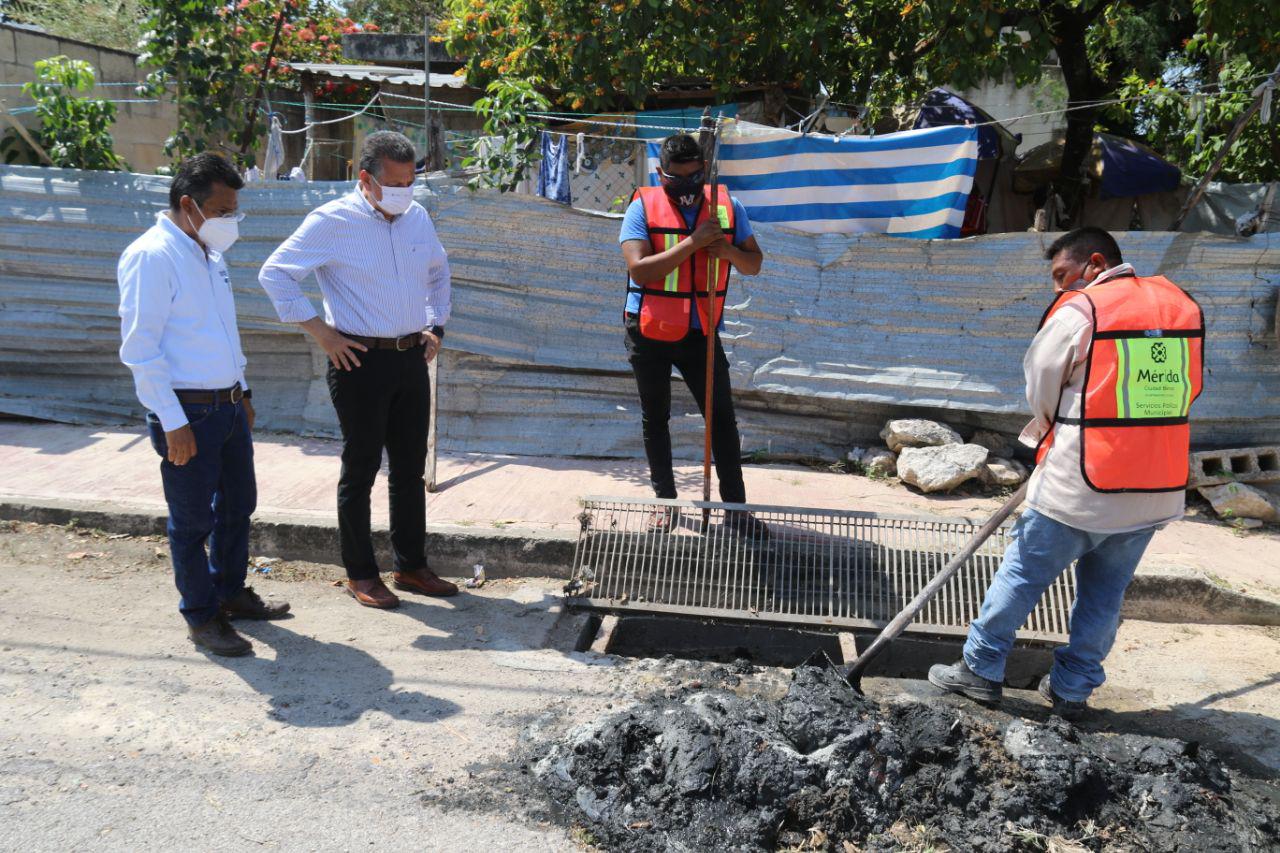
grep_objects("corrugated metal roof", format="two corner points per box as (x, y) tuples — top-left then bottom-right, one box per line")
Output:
(0, 165), (1276, 459)
(284, 62), (470, 89)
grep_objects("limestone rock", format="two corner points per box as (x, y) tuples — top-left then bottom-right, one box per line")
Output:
(970, 429), (1016, 458)
(879, 419), (962, 453)
(860, 447), (898, 478)
(981, 456), (1029, 487)
(897, 444), (989, 493)
(1198, 483), (1280, 523)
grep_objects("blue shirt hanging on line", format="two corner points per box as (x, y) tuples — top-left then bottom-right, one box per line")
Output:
(619, 195), (753, 331)
(537, 132), (572, 204)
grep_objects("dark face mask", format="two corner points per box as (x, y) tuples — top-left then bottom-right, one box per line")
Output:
(659, 168), (705, 208)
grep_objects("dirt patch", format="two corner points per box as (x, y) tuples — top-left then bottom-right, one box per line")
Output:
(529, 661), (1280, 852)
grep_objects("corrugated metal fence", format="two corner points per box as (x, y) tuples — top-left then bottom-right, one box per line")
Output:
(1, 165), (1276, 457)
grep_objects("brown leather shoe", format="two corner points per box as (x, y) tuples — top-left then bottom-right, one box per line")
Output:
(392, 567), (458, 597)
(188, 613), (253, 657)
(346, 577), (400, 609)
(222, 585), (291, 620)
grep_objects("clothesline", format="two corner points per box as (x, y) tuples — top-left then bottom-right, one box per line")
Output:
(269, 77), (1263, 150)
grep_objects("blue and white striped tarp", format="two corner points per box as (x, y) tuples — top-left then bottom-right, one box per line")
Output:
(646, 121), (980, 238)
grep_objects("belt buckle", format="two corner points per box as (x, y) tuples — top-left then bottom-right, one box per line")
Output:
(396, 334), (414, 352)
(230, 384), (244, 404)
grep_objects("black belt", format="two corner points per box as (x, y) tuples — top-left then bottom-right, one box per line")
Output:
(175, 383), (244, 405)
(343, 332), (423, 351)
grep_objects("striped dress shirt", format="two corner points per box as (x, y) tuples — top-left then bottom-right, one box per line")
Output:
(258, 188), (451, 337)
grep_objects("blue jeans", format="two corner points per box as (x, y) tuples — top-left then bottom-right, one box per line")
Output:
(147, 400), (257, 627)
(962, 509), (1155, 703)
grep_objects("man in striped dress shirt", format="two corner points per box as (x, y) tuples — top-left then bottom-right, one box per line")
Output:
(259, 131), (455, 609)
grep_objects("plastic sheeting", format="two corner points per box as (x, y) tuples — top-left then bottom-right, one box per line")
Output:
(0, 165), (1277, 459)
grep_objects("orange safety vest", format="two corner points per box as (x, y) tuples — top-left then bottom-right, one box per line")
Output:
(627, 184), (735, 342)
(1035, 275), (1205, 493)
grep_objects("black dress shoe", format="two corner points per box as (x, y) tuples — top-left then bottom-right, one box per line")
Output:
(725, 510), (771, 541)
(222, 585), (291, 620)
(189, 614), (253, 657)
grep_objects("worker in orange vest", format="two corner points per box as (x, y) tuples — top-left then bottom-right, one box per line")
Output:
(930, 227), (1204, 719)
(619, 133), (769, 539)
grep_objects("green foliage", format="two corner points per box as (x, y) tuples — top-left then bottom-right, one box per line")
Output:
(442, 0), (1279, 189)
(463, 77), (549, 191)
(135, 0), (377, 164)
(1111, 49), (1280, 182)
(21, 56), (127, 170)
(344, 0), (446, 33)
(2, 0), (146, 52)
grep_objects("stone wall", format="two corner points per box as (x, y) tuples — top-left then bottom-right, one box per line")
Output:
(0, 22), (177, 174)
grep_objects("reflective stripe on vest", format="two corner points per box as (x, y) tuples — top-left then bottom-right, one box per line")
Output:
(626, 185), (735, 342)
(1035, 276), (1205, 493)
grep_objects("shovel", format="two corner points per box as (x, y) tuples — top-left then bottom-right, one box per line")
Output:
(840, 482), (1028, 691)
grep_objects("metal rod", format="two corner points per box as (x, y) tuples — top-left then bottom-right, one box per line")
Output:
(844, 483), (1028, 683)
(238, 0), (289, 157)
(699, 116), (724, 525)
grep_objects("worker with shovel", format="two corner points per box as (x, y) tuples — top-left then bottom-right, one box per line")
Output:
(929, 227), (1204, 720)
(620, 133), (768, 537)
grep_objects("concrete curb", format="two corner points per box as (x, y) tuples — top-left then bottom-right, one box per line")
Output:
(3, 497), (1278, 627)
(0, 498), (577, 580)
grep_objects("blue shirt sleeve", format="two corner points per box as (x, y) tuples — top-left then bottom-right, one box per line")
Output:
(731, 198), (754, 246)
(619, 198), (649, 244)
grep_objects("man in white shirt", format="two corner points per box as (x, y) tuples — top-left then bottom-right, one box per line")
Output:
(259, 131), (454, 609)
(118, 153), (289, 657)
(929, 228), (1204, 719)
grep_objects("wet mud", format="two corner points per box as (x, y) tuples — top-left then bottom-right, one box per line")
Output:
(531, 663), (1280, 852)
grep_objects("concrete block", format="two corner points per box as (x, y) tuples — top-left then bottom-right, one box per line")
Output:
(1189, 446), (1280, 488)
(96, 50), (140, 84)
(14, 30), (64, 69)
(0, 28), (18, 68)
(1198, 482), (1280, 523)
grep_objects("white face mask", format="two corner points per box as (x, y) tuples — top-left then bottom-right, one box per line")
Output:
(189, 205), (241, 253)
(371, 176), (414, 216)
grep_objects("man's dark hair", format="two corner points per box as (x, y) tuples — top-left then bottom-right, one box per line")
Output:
(1045, 227), (1123, 267)
(169, 153), (243, 210)
(359, 130), (417, 178)
(659, 133), (704, 171)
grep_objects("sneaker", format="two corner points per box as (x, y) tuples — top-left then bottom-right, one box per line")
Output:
(724, 510), (771, 541)
(927, 660), (1002, 704)
(189, 613), (253, 657)
(1038, 674), (1087, 722)
(222, 585), (291, 620)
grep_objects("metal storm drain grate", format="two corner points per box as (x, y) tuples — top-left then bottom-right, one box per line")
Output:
(567, 497), (1075, 645)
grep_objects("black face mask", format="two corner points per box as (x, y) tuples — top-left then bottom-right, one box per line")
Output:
(659, 168), (705, 208)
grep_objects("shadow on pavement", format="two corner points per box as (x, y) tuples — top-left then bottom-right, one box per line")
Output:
(216, 620), (463, 728)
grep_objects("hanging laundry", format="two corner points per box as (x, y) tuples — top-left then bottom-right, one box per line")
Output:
(263, 115), (285, 180)
(537, 131), (572, 205)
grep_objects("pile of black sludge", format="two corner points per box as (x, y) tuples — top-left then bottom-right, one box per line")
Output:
(531, 663), (1279, 851)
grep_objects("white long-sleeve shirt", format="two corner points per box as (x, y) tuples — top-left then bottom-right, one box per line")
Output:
(117, 212), (249, 433)
(1019, 263), (1185, 533)
(257, 188), (451, 337)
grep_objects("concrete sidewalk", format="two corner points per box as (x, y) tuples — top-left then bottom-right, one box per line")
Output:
(1, 421), (1278, 613)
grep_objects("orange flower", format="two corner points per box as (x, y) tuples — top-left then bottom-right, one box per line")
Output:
(364, 23), (379, 32)
(297, 27), (316, 41)
(250, 40), (268, 51)
(243, 63), (259, 74)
